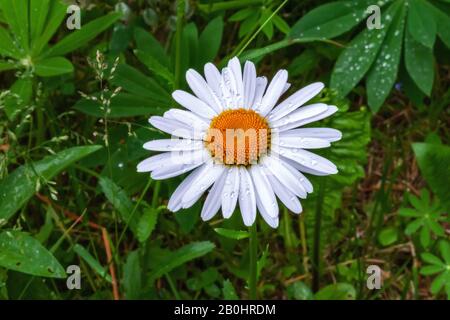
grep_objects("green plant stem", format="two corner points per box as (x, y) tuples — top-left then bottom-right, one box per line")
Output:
(248, 222), (258, 299)
(36, 106), (45, 146)
(312, 178), (326, 292)
(174, 0), (185, 90)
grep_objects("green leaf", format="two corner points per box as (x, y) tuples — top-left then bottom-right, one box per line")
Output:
(98, 176), (139, 235)
(31, 0), (67, 56)
(229, 8), (254, 22)
(430, 272), (447, 294)
(287, 281), (314, 300)
(137, 207), (160, 243)
(315, 283), (356, 300)
(198, 16), (224, 65)
(148, 241), (215, 282)
(431, 4), (450, 48)
(0, 0), (29, 51)
(0, 26), (20, 58)
(331, 2), (400, 98)
(412, 143), (450, 212)
(45, 12), (121, 57)
(73, 92), (170, 118)
(378, 227), (399, 246)
(366, 4), (406, 112)
(404, 28), (434, 96)
(34, 57), (74, 77)
(289, 1), (373, 40)
(4, 77), (33, 120)
(214, 228), (250, 240)
(0, 230), (65, 278)
(134, 27), (170, 67)
(0, 145), (102, 223)
(441, 241), (450, 264)
(420, 265), (445, 275)
(30, 0), (50, 42)
(134, 50), (174, 86)
(111, 64), (171, 104)
(73, 244), (112, 283)
(222, 279), (239, 300)
(407, 0), (436, 49)
(123, 250), (142, 299)
(421, 253), (443, 266)
(272, 14), (290, 34)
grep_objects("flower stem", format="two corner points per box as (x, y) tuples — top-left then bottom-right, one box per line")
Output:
(248, 222), (258, 299)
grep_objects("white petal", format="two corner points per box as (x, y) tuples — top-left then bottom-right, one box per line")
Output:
(259, 69), (288, 116)
(167, 165), (204, 212)
(181, 162), (225, 205)
(137, 153), (170, 172)
(277, 147), (338, 175)
(279, 105), (339, 132)
(261, 156), (307, 198)
(282, 82), (291, 95)
(172, 90), (217, 119)
(256, 193), (279, 228)
(280, 128), (342, 142)
(151, 162), (203, 180)
(222, 67), (239, 109)
(164, 109), (209, 130)
(149, 116), (204, 140)
(228, 57), (244, 107)
(281, 156), (330, 177)
(204, 63), (222, 97)
(143, 139), (204, 152)
(249, 165), (278, 218)
(238, 167), (257, 227)
(279, 158), (313, 193)
(243, 61), (257, 109)
(266, 174), (302, 214)
(137, 149), (208, 173)
(274, 136), (331, 149)
(251, 76), (268, 110)
(201, 171), (227, 221)
(269, 82), (324, 121)
(186, 69), (223, 113)
(221, 167), (240, 219)
(271, 103), (328, 128)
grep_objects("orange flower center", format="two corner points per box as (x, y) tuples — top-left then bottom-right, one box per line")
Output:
(206, 109), (271, 165)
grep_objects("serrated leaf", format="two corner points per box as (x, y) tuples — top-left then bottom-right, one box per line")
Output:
(123, 250), (142, 299)
(148, 241), (215, 282)
(137, 207), (160, 243)
(222, 279), (239, 300)
(366, 4), (406, 112)
(0, 145), (102, 222)
(0, 230), (65, 278)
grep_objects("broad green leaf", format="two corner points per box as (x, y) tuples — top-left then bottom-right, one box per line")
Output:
(148, 241), (215, 282)
(214, 228), (250, 240)
(123, 250), (142, 299)
(198, 0), (263, 13)
(137, 207), (160, 243)
(429, 3), (450, 49)
(98, 176), (139, 235)
(287, 282), (314, 300)
(198, 16), (224, 65)
(407, 0), (436, 49)
(31, 0), (67, 56)
(222, 279), (239, 300)
(229, 8), (254, 21)
(421, 252), (443, 266)
(73, 244), (112, 283)
(183, 23), (199, 72)
(289, 1), (375, 40)
(34, 57), (74, 77)
(134, 27), (170, 67)
(0, 145), (102, 222)
(0, 0), (29, 51)
(366, 4), (406, 112)
(315, 283), (356, 300)
(272, 14), (290, 34)
(134, 50), (174, 86)
(0, 230), (65, 278)
(4, 78), (33, 120)
(111, 64), (171, 104)
(420, 265), (445, 275)
(412, 143), (450, 212)
(0, 26), (20, 58)
(330, 2), (400, 98)
(378, 227), (399, 246)
(45, 12), (121, 57)
(0, 60), (14, 71)
(260, 10), (274, 39)
(30, 0), (50, 42)
(73, 92), (169, 118)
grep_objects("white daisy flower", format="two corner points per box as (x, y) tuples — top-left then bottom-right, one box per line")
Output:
(137, 57), (342, 228)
